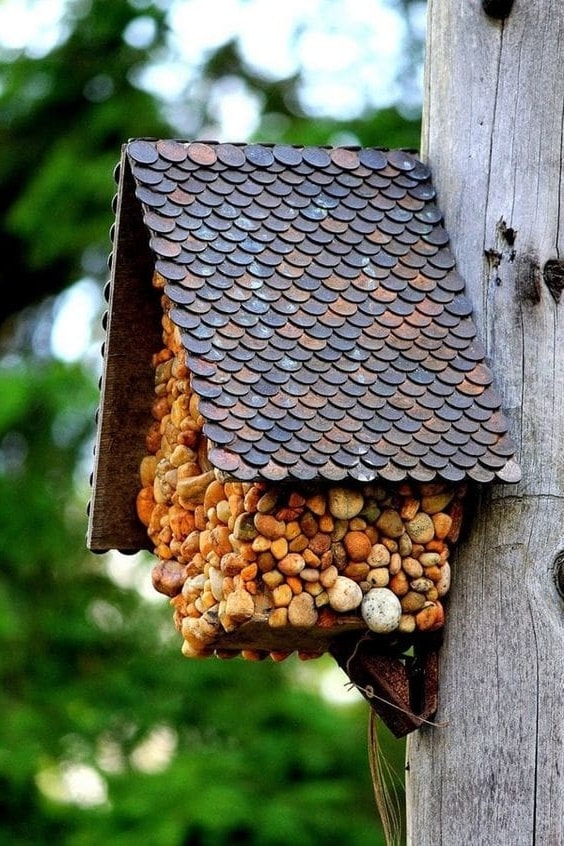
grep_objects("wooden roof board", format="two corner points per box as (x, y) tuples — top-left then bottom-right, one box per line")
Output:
(88, 154), (161, 552)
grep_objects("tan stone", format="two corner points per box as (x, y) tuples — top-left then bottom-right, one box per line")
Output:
(376, 508), (405, 538)
(319, 565), (339, 588)
(401, 591), (427, 612)
(233, 512), (258, 541)
(367, 567), (390, 587)
(410, 577), (434, 593)
(257, 551), (276, 573)
(400, 496), (420, 521)
(285, 521), (301, 540)
(288, 593), (318, 627)
(225, 589), (254, 622)
(215, 499), (231, 525)
(203, 479), (225, 512)
(398, 613), (416, 634)
(331, 519), (348, 542)
(389, 552), (402, 575)
(286, 576), (303, 595)
(419, 551), (441, 567)
(262, 570), (284, 590)
(278, 553), (306, 576)
(328, 487), (364, 520)
(301, 567), (320, 582)
(436, 562), (451, 597)
(432, 512), (453, 540)
(367, 543), (391, 567)
(406, 512), (435, 544)
(252, 535), (271, 553)
(344, 562), (370, 581)
(140, 455), (157, 487)
(302, 548), (321, 567)
(220, 552), (246, 576)
(327, 576), (363, 612)
(318, 513), (334, 533)
(398, 532), (413, 557)
(272, 583), (293, 607)
(402, 557), (423, 578)
(211, 526), (232, 557)
(421, 491), (454, 514)
(254, 513), (286, 540)
(268, 607), (288, 628)
(256, 489), (279, 514)
(270, 537), (289, 560)
(289, 533), (309, 553)
(306, 493), (327, 516)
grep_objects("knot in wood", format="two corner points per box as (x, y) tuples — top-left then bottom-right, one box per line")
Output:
(543, 260), (564, 304)
(554, 551), (564, 600)
(482, 0), (514, 18)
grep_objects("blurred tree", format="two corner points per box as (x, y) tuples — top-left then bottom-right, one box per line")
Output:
(0, 0), (425, 842)
(0, 354), (405, 844)
(0, 0), (422, 322)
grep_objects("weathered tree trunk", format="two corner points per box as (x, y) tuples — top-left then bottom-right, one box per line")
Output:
(406, 2), (564, 844)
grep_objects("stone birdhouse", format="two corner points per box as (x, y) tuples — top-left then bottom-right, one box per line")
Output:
(88, 140), (520, 736)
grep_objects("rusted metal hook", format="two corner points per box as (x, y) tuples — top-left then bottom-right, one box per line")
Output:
(330, 632), (441, 738)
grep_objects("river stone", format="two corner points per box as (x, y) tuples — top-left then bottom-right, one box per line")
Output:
(376, 509), (405, 539)
(367, 543), (391, 567)
(327, 576), (363, 612)
(361, 588), (402, 633)
(328, 487), (364, 520)
(406, 512), (435, 543)
(288, 592), (318, 627)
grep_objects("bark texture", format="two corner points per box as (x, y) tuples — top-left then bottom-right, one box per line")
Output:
(407, 2), (564, 844)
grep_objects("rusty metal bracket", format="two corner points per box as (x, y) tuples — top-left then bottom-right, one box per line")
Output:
(329, 632), (441, 738)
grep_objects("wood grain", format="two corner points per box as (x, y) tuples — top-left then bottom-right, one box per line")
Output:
(87, 151), (161, 552)
(407, 2), (564, 843)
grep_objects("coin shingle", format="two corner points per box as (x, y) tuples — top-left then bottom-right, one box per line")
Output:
(116, 140), (520, 484)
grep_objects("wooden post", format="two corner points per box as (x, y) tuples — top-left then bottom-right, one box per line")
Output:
(406, 2), (564, 843)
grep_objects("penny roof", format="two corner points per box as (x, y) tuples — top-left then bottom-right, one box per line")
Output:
(116, 139), (520, 486)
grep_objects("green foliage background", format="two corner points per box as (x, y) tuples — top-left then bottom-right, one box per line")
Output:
(0, 1), (423, 842)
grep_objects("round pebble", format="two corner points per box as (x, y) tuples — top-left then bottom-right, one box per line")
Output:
(288, 592), (318, 627)
(327, 576), (363, 612)
(278, 553), (306, 576)
(361, 588), (402, 633)
(344, 531), (372, 561)
(367, 543), (391, 567)
(376, 509), (405, 539)
(436, 562), (451, 597)
(328, 487), (364, 520)
(406, 512), (435, 543)
(367, 567), (390, 587)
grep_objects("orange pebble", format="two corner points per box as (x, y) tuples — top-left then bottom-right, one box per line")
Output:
(389, 570), (409, 596)
(136, 486), (155, 527)
(286, 576), (303, 595)
(241, 563), (258, 581)
(344, 530), (372, 561)
(425, 539), (446, 553)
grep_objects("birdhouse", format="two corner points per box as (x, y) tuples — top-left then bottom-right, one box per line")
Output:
(88, 140), (520, 736)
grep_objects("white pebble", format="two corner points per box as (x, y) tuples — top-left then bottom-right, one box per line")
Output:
(361, 588), (402, 633)
(327, 576), (363, 612)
